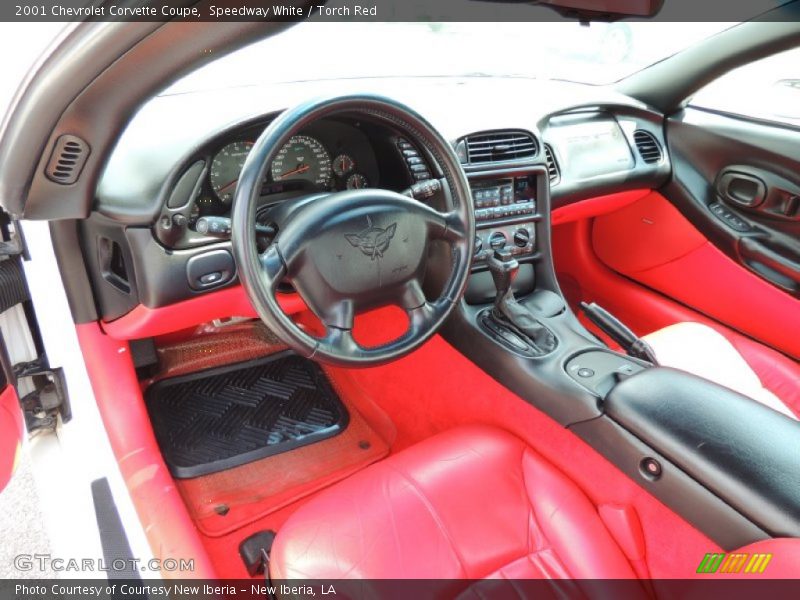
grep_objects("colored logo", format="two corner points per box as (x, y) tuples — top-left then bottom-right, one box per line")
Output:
(345, 216), (397, 260)
(696, 552), (772, 574)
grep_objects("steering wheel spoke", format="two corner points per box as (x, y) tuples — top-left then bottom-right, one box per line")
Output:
(399, 278), (427, 312)
(258, 244), (287, 291)
(406, 301), (436, 333)
(414, 200), (467, 245)
(321, 326), (360, 356)
(438, 210), (469, 244)
(399, 279), (450, 335)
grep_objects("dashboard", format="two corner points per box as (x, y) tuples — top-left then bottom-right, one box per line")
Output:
(86, 77), (671, 320)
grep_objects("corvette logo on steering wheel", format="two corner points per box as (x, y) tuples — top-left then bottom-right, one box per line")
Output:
(345, 216), (397, 260)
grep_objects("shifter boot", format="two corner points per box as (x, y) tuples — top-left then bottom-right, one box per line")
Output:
(486, 248), (557, 354)
(492, 295), (557, 353)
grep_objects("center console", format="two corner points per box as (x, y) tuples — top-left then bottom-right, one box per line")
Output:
(441, 144), (798, 552)
(444, 162), (623, 425)
(462, 170), (544, 307)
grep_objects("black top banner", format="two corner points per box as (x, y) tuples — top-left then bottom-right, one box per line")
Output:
(4, 0), (800, 23)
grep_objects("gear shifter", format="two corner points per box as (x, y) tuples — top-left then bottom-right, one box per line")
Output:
(488, 248), (519, 306)
(485, 248), (557, 355)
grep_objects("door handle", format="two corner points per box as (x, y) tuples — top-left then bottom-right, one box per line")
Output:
(717, 171), (766, 208)
(739, 237), (800, 291)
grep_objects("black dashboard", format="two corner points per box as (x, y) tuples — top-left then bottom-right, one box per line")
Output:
(84, 78), (671, 322)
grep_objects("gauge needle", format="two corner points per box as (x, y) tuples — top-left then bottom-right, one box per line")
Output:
(278, 164), (310, 180)
(217, 179), (238, 194)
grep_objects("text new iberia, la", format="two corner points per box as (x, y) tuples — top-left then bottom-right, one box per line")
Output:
(172, 583), (337, 597)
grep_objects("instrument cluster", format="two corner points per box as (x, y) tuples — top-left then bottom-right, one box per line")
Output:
(190, 120), (381, 220)
(155, 116), (433, 250)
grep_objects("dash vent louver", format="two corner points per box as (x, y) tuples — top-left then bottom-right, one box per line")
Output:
(45, 135), (90, 185)
(463, 130), (538, 164)
(633, 130), (663, 164)
(544, 144), (560, 185)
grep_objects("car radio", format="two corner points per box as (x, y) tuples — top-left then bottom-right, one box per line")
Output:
(470, 175), (538, 263)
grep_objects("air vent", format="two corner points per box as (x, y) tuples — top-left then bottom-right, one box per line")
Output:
(633, 130), (663, 164)
(45, 135), (90, 185)
(544, 144), (560, 185)
(463, 130), (538, 164)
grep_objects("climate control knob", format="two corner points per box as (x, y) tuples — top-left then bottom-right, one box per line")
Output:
(488, 231), (507, 250)
(513, 228), (531, 248)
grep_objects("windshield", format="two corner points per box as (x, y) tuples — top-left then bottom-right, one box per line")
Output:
(167, 21), (736, 94)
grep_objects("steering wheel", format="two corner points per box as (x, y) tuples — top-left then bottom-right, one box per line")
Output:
(231, 95), (474, 366)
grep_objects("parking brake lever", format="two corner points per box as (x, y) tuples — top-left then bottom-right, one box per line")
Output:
(580, 302), (658, 365)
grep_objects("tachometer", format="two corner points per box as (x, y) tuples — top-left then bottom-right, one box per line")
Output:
(210, 141), (254, 205)
(270, 135), (331, 188)
(332, 154), (355, 177)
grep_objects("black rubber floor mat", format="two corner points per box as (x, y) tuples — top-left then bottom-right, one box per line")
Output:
(145, 352), (349, 478)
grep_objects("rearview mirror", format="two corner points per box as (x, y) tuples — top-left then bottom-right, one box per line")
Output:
(536, 0), (664, 19)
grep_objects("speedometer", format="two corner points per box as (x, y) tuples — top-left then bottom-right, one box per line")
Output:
(270, 135), (331, 188)
(210, 140), (254, 205)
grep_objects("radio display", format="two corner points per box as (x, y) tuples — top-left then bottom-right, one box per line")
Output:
(471, 176), (536, 223)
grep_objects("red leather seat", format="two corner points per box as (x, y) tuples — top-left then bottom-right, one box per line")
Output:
(270, 425), (798, 581)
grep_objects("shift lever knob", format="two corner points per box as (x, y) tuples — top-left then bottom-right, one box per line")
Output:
(487, 248), (519, 304)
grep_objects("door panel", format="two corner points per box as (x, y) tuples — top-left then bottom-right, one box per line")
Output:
(665, 107), (800, 296)
(592, 191), (800, 359)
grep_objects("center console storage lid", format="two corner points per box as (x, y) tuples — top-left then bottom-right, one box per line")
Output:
(605, 367), (800, 538)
